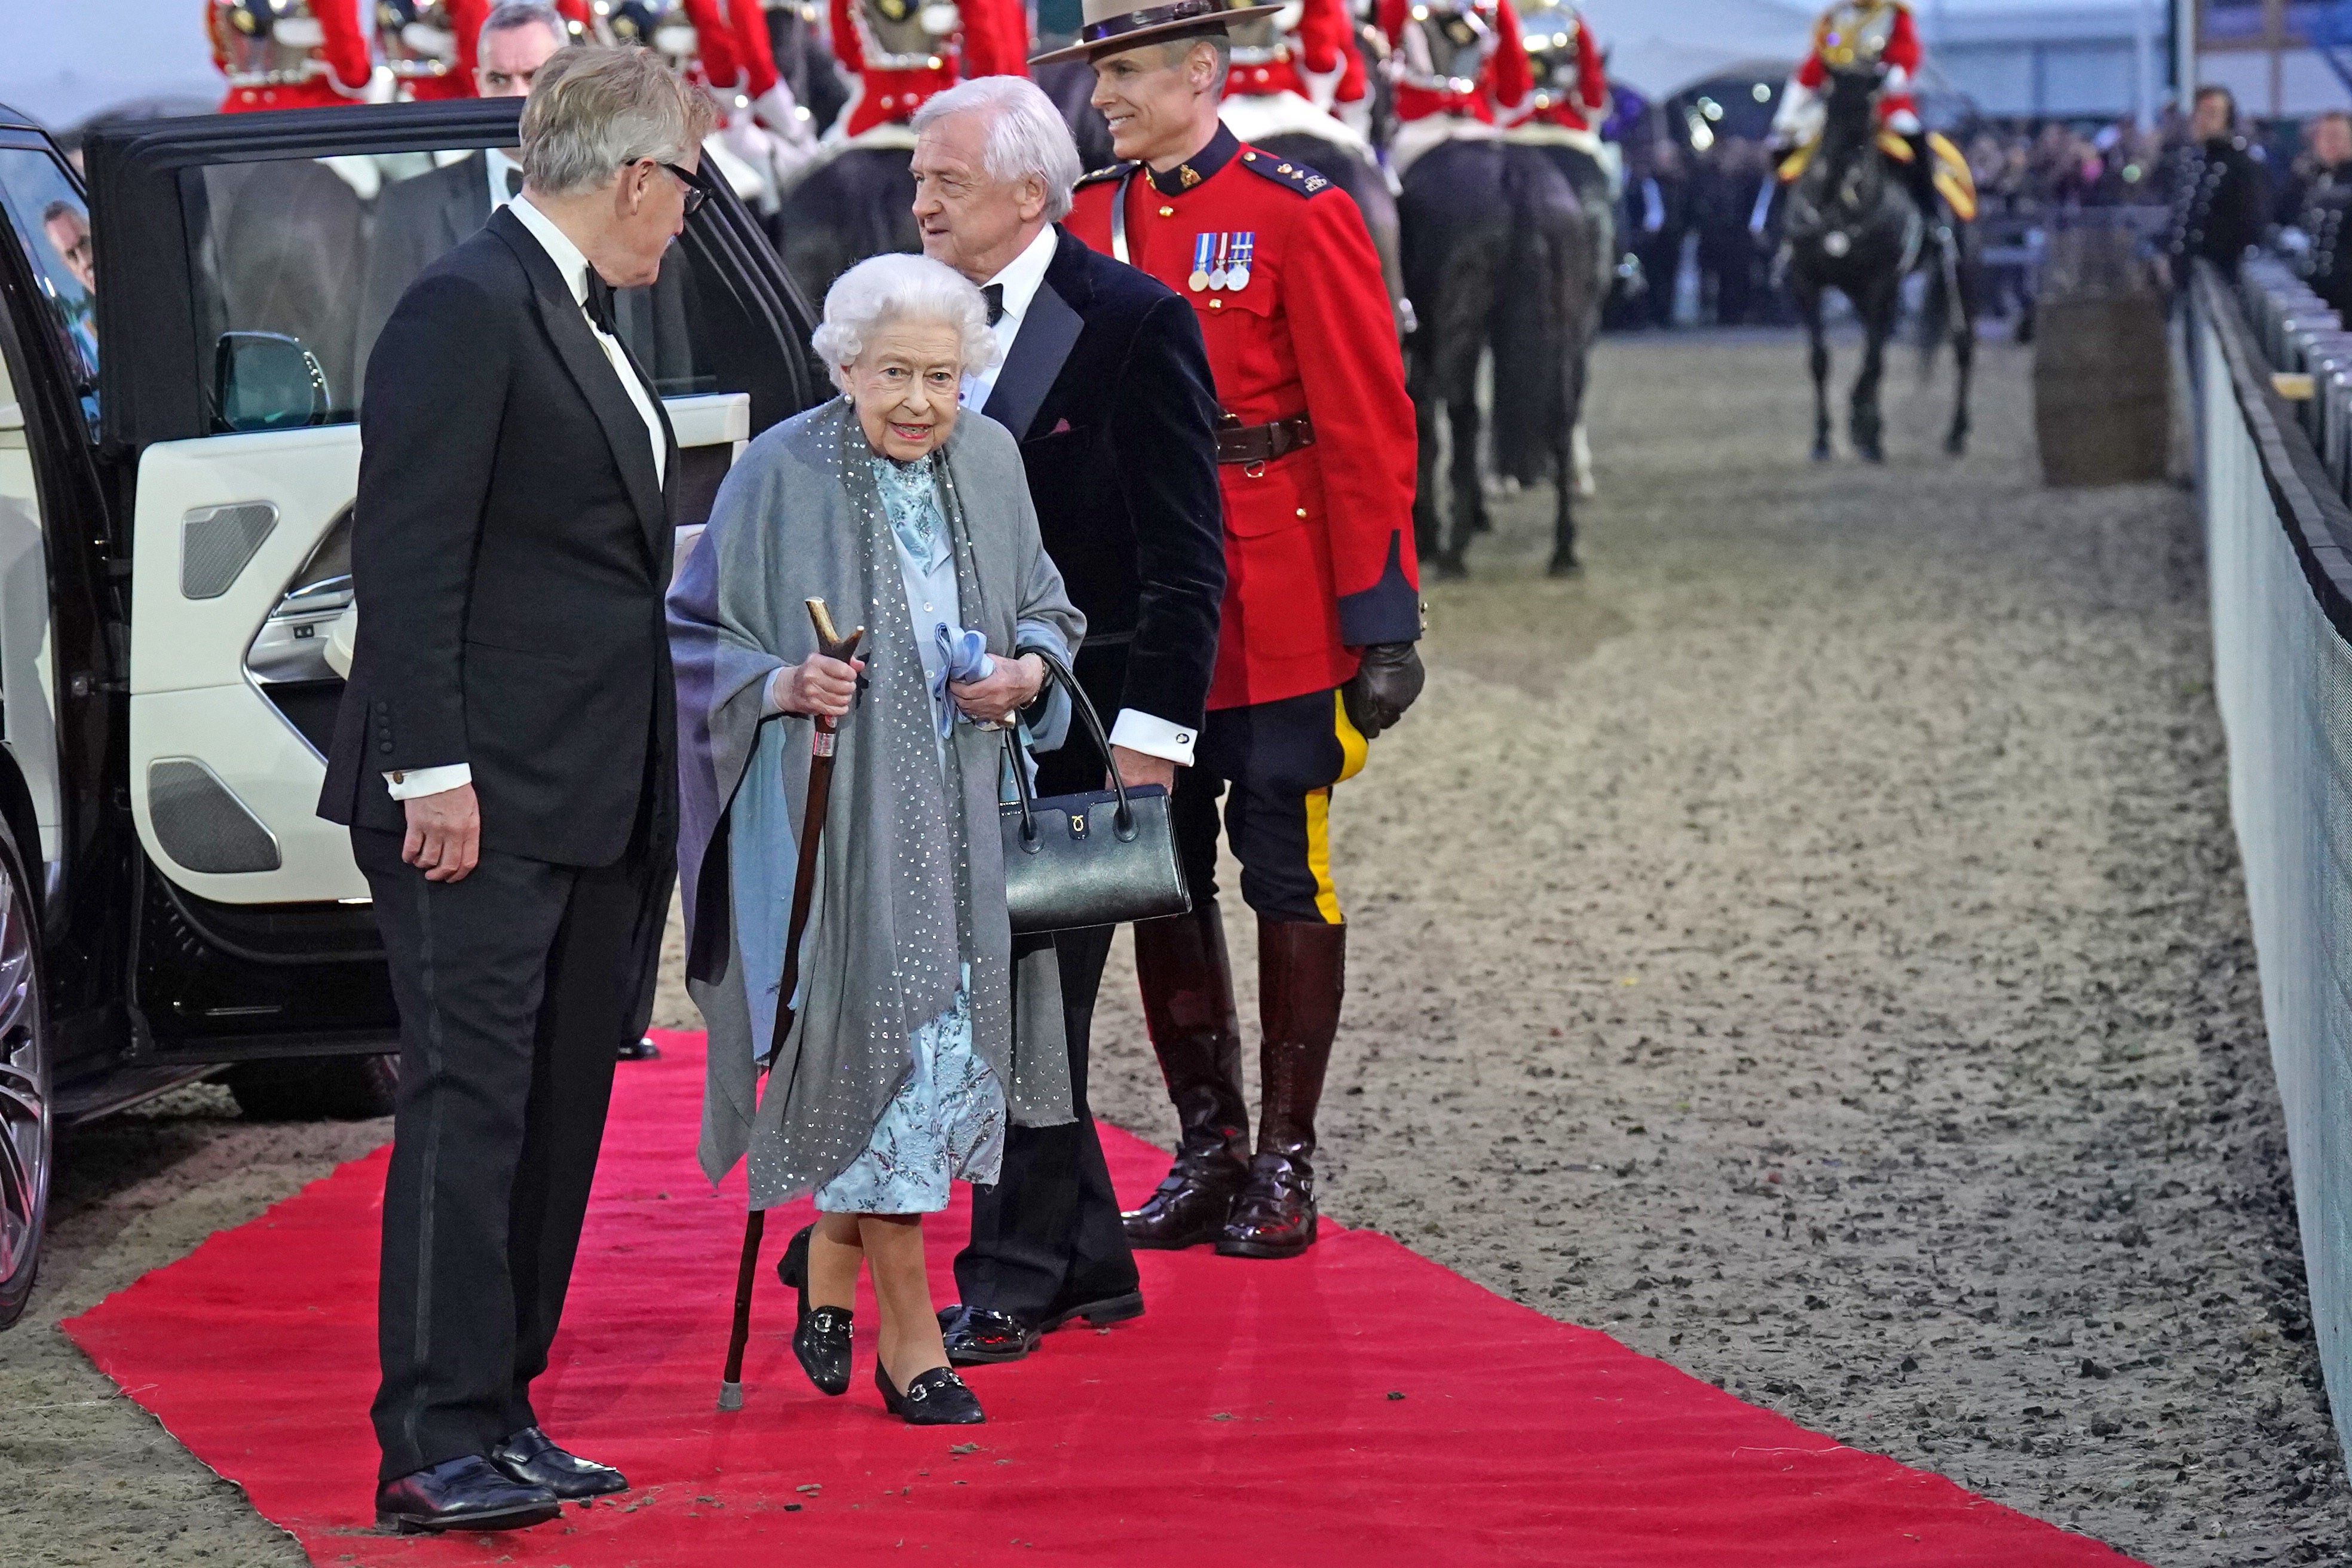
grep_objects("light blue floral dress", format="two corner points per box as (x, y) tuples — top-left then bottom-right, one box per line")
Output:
(812, 452), (1007, 1215)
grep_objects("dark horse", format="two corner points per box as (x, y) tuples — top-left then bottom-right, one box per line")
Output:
(1778, 67), (1974, 461)
(1398, 136), (1598, 578)
(773, 138), (921, 305)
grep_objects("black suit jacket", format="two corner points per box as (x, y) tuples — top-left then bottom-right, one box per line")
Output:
(357, 154), (495, 368)
(319, 204), (679, 868)
(981, 227), (1224, 739)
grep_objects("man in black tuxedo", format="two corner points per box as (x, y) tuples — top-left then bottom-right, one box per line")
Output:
(318, 45), (714, 1535)
(908, 75), (1226, 1364)
(357, 2), (567, 356)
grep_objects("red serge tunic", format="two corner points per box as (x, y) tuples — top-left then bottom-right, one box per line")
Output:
(1377, 0), (1530, 125)
(211, 0), (375, 113)
(1222, 0), (1367, 109)
(1517, 13), (1609, 132)
(1065, 128), (1420, 711)
(1794, 1), (1922, 126)
(829, 0), (1029, 136)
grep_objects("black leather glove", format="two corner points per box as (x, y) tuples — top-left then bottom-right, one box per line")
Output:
(1342, 642), (1426, 739)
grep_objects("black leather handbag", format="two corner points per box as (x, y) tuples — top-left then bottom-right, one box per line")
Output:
(999, 650), (1192, 935)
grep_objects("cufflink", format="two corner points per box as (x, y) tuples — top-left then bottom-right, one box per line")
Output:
(390, 770), (405, 783)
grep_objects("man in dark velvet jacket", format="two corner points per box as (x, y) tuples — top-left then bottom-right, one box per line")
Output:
(904, 74), (1226, 1364)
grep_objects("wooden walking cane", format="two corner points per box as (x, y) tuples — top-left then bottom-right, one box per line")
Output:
(718, 598), (865, 1412)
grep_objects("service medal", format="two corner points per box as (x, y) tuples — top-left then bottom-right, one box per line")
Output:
(1226, 231), (1254, 292)
(1189, 232), (1212, 293)
(1208, 231), (1229, 292)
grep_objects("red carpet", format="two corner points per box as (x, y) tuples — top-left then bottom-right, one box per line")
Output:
(63, 1031), (2140, 1567)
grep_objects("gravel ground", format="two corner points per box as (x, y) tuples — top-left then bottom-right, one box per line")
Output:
(4, 330), (2345, 1566)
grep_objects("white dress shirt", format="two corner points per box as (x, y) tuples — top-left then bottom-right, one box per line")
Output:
(385, 193), (667, 802)
(958, 225), (1198, 770)
(483, 145), (523, 219)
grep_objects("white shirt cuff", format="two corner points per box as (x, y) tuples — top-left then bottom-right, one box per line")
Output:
(765, 665), (791, 713)
(1109, 708), (1197, 767)
(384, 762), (471, 801)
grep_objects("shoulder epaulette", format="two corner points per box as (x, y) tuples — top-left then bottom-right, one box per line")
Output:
(1235, 148), (1334, 197)
(1075, 161), (1137, 189)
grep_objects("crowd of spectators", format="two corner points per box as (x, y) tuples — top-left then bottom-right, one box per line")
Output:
(1604, 103), (2301, 335)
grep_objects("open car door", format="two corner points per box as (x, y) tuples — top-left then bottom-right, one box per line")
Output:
(85, 100), (820, 905)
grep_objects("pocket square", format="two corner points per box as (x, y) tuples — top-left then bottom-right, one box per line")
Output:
(1049, 418), (1073, 434)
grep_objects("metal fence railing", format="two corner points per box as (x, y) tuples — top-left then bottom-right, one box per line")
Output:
(2193, 258), (2352, 1459)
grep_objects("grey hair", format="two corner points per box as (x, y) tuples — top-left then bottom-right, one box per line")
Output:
(811, 253), (999, 391)
(519, 45), (719, 197)
(912, 75), (1085, 222)
(480, 1), (565, 50)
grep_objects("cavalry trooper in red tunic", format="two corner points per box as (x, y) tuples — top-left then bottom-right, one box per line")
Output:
(1039, 0), (1425, 1260)
(1374, 0), (1530, 177)
(828, 0), (1028, 139)
(1772, 1), (1949, 240)
(209, 0), (376, 112)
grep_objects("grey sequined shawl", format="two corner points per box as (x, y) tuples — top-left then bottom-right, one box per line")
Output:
(669, 399), (1081, 1208)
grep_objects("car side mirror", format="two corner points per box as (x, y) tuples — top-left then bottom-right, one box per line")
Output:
(212, 332), (329, 434)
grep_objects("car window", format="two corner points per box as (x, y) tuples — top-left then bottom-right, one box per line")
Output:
(0, 149), (99, 439)
(179, 150), (764, 433)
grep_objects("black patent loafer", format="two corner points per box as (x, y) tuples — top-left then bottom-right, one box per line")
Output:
(876, 1362), (985, 1425)
(375, 1454), (561, 1535)
(938, 1303), (1040, 1366)
(777, 1223), (853, 1394)
(1216, 1156), (1319, 1259)
(489, 1425), (627, 1500)
(1039, 1289), (1144, 1334)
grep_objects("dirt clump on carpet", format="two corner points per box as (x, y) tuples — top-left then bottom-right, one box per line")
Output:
(1, 334), (2342, 1565)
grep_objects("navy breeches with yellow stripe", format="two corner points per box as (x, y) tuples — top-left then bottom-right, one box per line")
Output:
(1172, 687), (1370, 925)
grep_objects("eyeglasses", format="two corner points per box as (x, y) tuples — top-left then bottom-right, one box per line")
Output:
(655, 160), (709, 216)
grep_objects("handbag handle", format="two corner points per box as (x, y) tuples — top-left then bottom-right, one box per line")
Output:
(1000, 647), (1143, 844)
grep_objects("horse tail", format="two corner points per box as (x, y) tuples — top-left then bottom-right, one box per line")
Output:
(1489, 149), (1577, 488)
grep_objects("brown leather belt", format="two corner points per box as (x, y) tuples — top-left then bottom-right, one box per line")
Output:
(1216, 412), (1315, 466)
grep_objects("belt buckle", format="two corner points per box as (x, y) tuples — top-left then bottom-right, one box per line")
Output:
(1244, 459), (1266, 477)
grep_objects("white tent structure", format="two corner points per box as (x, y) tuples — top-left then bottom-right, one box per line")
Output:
(1582, 0), (1811, 101)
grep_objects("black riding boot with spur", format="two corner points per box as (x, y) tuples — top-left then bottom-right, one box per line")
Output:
(1220, 918), (1346, 1260)
(1123, 901), (1252, 1249)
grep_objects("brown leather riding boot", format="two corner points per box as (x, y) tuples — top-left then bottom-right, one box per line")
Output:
(1219, 918), (1346, 1259)
(1122, 901), (1251, 1250)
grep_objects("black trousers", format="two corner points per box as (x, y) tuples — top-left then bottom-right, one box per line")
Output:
(953, 644), (1143, 1319)
(1174, 687), (1364, 925)
(359, 819), (670, 1480)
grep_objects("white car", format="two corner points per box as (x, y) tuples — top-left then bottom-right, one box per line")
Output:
(0, 95), (824, 1327)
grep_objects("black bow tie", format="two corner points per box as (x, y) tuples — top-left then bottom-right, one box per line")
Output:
(982, 282), (1005, 327)
(583, 271), (617, 338)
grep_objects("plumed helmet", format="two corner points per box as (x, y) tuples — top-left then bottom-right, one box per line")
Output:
(376, 0), (461, 80)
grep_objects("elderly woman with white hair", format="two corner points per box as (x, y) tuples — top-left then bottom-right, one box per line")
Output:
(669, 252), (1083, 1426)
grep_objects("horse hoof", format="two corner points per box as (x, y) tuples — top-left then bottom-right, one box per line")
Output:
(1944, 433), (1967, 457)
(1430, 555), (1469, 583)
(1811, 441), (1833, 463)
(1546, 553), (1583, 580)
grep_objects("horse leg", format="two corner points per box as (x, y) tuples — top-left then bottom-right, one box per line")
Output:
(1446, 391), (1485, 572)
(1572, 418), (1596, 497)
(1945, 261), (1976, 456)
(1412, 375), (1447, 571)
(1549, 347), (1588, 577)
(1850, 286), (1894, 464)
(1796, 281), (1832, 460)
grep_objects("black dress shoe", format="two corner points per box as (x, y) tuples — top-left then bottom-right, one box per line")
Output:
(375, 1454), (560, 1535)
(1121, 1156), (1247, 1250)
(489, 1426), (627, 1500)
(938, 1303), (1040, 1366)
(618, 1036), (662, 1061)
(876, 1361), (985, 1425)
(1039, 1288), (1144, 1334)
(776, 1223), (852, 1394)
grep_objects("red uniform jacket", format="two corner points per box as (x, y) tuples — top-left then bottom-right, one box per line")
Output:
(1379, 0), (1529, 125)
(1519, 12), (1607, 131)
(1224, 0), (1366, 107)
(1067, 127), (1420, 710)
(211, 0), (374, 113)
(1794, 1), (1920, 124)
(829, 0), (1026, 137)
(407, 0), (597, 100)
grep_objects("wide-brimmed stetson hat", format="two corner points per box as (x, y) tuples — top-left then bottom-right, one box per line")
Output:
(1031, 0), (1288, 66)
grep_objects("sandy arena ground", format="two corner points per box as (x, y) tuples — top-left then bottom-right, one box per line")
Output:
(4, 332), (2346, 1566)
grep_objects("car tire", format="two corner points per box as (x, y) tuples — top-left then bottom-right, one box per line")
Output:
(0, 829), (51, 1331)
(225, 1054), (399, 1122)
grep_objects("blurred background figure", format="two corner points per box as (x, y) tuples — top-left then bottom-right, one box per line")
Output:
(208, 0), (375, 112)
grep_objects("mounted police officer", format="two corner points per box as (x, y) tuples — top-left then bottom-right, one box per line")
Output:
(2164, 84), (2268, 289)
(1037, 0), (1425, 1260)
